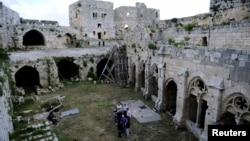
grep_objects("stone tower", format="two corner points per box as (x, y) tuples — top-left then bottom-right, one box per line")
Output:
(114, 2), (160, 38)
(69, 0), (115, 39)
(209, 0), (250, 24)
(0, 2), (20, 49)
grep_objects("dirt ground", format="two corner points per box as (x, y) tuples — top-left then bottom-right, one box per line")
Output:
(45, 81), (198, 141)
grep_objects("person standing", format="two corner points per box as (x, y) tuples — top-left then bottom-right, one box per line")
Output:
(126, 107), (132, 119)
(116, 102), (122, 110)
(116, 109), (123, 137)
(124, 116), (130, 138)
(122, 103), (128, 116)
(121, 114), (127, 134)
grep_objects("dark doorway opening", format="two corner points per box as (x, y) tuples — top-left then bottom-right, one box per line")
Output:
(139, 63), (145, 88)
(220, 112), (236, 125)
(23, 30), (45, 46)
(130, 64), (136, 87)
(96, 58), (114, 80)
(165, 81), (177, 115)
(57, 58), (79, 81)
(98, 32), (101, 39)
(202, 37), (207, 46)
(189, 95), (198, 123)
(15, 66), (40, 92)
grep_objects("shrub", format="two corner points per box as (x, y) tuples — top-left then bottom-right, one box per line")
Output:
(0, 48), (9, 61)
(184, 36), (190, 41)
(168, 38), (175, 45)
(148, 42), (157, 50)
(90, 57), (94, 63)
(183, 23), (196, 32)
(87, 71), (97, 80)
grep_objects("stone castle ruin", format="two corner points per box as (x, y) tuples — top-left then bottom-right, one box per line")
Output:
(0, 0), (250, 140)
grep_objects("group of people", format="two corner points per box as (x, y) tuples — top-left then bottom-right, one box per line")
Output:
(113, 102), (131, 138)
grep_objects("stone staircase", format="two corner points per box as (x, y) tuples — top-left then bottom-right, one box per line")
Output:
(10, 112), (58, 141)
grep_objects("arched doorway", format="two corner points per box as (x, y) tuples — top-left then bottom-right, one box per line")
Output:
(56, 58), (80, 81)
(96, 58), (114, 81)
(187, 77), (208, 129)
(63, 33), (73, 46)
(23, 29), (45, 46)
(15, 66), (40, 92)
(163, 80), (177, 115)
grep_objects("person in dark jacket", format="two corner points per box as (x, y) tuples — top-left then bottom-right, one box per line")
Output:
(124, 116), (130, 138)
(48, 111), (58, 125)
(116, 109), (123, 137)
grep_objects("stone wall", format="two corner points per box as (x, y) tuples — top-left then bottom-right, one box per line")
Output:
(0, 2), (20, 26)
(210, 0), (250, 24)
(0, 68), (13, 141)
(15, 25), (75, 49)
(152, 19), (250, 49)
(0, 2), (20, 49)
(209, 20), (250, 49)
(156, 13), (211, 29)
(151, 45), (250, 141)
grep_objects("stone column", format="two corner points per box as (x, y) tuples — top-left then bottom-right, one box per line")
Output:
(196, 99), (203, 128)
(155, 63), (165, 110)
(135, 57), (140, 91)
(201, 87), (223, 141)
(127, 56), (132, 85)
(143, 59), (151, 99)
(173, 68), (188, 126)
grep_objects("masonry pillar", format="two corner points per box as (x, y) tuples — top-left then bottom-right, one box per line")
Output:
(200, 87), (223, 141)
(135, 57), (140, 91)
(196, 99), (203, 128)
(173, 68), (188, 126)
(127, 57), (132, 86)
(154, 63), (165, 110)
(143, 58), (151, 99)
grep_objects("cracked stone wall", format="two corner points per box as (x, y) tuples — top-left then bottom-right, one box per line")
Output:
(0, 2), (20, 49)
(0, 68), (13, 141)
(210, 0), (250, 24)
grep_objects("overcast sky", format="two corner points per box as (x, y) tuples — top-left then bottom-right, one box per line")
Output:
(1, 0), (210, 26)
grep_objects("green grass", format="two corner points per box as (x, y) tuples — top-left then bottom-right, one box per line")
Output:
(10, 81), (198, 141)
(47, 81), (143, 141)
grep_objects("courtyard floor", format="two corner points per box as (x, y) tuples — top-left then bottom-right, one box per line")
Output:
(38, 81), (198, 141)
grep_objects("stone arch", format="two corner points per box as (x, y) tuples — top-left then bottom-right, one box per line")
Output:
(149, 63), (158, 97)
(221, 93), (250, 125)
(56, 58), (80, 81)
(138, 60), (145, 88)
(23, 29), (45, 46)
(186, 77), (208, 129)
(162, 78), (177, 115)
(62, 33), (73, 46)
(15, 65), (40, 92)
(96, 58), (114, 80)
